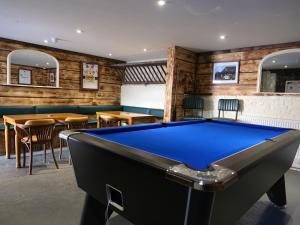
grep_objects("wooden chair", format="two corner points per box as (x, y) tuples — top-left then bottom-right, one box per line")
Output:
(17, 119), (59, 175)
(98, 115), (121, 128)
(59, 117), (89, 163)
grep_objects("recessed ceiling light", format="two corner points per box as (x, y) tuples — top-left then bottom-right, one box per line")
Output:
(272, 60), (276, 64)
(44, 40), (49, 43)
(108, 53), (112, 57)
(219, 35), (226, 40)
(46, 62), (50, 65)
(284, 65), (288, 68)
(76, 29), (82, 34)
(143, 48), (148, 52)
(157, 0), (166, 6)
(36, 64), (39, 66)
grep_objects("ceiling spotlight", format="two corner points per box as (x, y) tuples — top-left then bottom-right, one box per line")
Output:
(272, 60), (276, 64)
(157, 0), (166, 6)
(76, 29), (82, 34)
(44, 40), (49, 43)
(108, 53), (112, 57)
(219, 35), (226, 40)
(284, 65), (288, 68)
(46, 62), (50, 65)
(143, 48), (148, 52)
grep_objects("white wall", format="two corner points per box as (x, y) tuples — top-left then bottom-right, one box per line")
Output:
(121, 84), (165, 109)
(200, 95), (300, 129)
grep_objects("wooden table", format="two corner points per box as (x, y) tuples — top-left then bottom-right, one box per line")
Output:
(96, 111), (156, 127)
(3, 113), (86, 168)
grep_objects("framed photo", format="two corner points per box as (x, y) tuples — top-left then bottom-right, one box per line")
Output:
(49, 72), (55, 83)
(18, 69), (32, 85)
(213, 62), (239, 84)
(81, 62), (99, 90)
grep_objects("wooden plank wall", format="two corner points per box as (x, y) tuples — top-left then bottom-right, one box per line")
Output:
(0, 38), (124, 106)
(10, 64), (53, 86)
(164, 46), (197, 122)
(195, 42), (300, 95)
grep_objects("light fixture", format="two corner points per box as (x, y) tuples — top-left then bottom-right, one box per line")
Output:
(284, 65), (288, 68)
(143, 48), (148, 52)
(272, 60), (276, 64)
(35, 64), (39, 66)
(46, 62), (50, 65)
(76, 29), (82, 34)
(108, 53), (112, 57)
(43, 39), (49, 43)
(219, 35), (226, 40)
(157, 0), (166, 7)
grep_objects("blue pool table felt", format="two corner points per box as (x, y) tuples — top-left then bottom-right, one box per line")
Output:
(85, 120), (289, 170)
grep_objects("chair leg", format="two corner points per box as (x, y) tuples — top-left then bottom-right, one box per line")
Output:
(44, 144), (47, 163)
(50, 142), (59, 169)
(67, 142), (73, 165)
(59, 138), (63, 160)
(29, 144), (33, 175)
(22, 144), (26, 168)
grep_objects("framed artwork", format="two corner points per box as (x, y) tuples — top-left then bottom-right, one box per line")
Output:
(81, 62), (99, 90)
(18, 69), (32, 85)
(213, 62), (239, 84)
(49, 72), (55, 83)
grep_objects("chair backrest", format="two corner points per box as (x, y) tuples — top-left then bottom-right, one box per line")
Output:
(218, 99), (240, 120)
(99, 115), (119, 128)
(24, 119), (56, 142)
(183, 95), (204, 109)
(65, 117), (89, 129)
(183, 95), (204, 117)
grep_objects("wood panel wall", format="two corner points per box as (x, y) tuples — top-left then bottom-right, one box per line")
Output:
(10, 64), (53, 86)
(0, 38), (124, 106)
(195, 42), (300, 95)
(164, 46), (197, 122)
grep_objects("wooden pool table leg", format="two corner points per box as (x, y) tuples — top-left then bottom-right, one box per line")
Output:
(80, 194), (112, 225)
(267, 176), (287, 208)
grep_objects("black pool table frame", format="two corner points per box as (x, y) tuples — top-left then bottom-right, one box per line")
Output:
(63, 121), (300, 225)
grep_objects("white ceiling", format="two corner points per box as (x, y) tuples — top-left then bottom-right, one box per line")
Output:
(0, 0), (299, 62)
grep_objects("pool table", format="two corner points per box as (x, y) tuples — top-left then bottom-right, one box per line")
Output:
(65, 120), (300, 225)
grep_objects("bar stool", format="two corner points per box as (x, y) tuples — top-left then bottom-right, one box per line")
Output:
(59, 117), (89, 163)
(98, 115), (121, 128)
(17, 119), (59, 175)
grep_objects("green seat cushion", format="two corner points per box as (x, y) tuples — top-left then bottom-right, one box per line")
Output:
(88, 118), (98, 124)
(35, 105), (79, 114)
(122, 106), (150, 115)
(183, 116), (204, 121)
(0, 123), (6, 131)
(0, 106), (36, 117)
(149, 109), (164, 119)
(78, 105), (123, 115)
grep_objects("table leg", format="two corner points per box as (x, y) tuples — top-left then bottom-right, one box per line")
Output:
(14, 125), (21, 168)
(4, 122), (11, 159)
(128, 118), (133, 126)
(97, 116), (100, 128)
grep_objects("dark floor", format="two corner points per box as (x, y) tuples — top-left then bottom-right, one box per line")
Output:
(0, 150), (300, 225)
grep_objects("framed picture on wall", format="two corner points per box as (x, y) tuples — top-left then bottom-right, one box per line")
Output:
(212, 61), (239, 84)
(81, 62), (99, 90)
(18, 69), (32, 85)
(49, 72), (55, 83)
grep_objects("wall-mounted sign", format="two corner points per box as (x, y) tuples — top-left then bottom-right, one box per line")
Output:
(212, 62), (239, 84)
(18, 69), (32, 85)
(81, 62), (99, 90)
